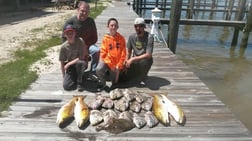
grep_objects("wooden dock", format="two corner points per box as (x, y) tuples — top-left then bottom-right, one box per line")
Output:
(0, 1), (252, 140)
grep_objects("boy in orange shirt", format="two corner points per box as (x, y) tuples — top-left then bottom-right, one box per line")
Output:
(96, 18), (126, 91)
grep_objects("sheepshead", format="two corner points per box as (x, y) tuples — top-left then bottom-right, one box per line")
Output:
(152, 93), (185, 126)
(88, 94), (105, 110)
(134, 93), (145, 104)
(119, 111), (133, 121)
(74, 95), (90, 128)
(144, 111), (159, 128)
(129, 101), (141, 113)
(96, 117), (135, 134)
(133, 113), (146, 129)
(56, 96), (76, 128)
(141, 97), (153, 111)
(103, 109), (117, 124)
(102, 97), (114, 109)
(114, 97), (129, 112)
(122, 88), (135, 102)
(109, 88), (123, 100)
(90, 110), (103, 126)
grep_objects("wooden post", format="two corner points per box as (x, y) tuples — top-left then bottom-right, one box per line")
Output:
(162, 0), (167, 18)
(225, 0), (234, 20)
(231, 0), (246, 46)
(203, 0), (206, 9)
(155, 0), (159, 7)
(240, 3), (252, 48)
(168, 0), (182, 54)
(132, 0), (136, 11)
(223, 0), (228, 18)
(196, 0), (201, 9)
(142, 0), (147, 17)
(187, 0), (194, 19)
(139, 0), (143, 17)
(210, 0), (217, 17)
(135, 0), (139, 15)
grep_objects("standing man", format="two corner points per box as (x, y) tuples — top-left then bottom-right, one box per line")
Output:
(123, 17), (154, 84)
(62, 1), (99, 75)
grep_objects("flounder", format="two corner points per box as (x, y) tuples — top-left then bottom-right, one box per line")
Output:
(96, 117), (135, 134)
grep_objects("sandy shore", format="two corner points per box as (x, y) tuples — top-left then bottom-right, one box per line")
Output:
(0, 7), (76, 74)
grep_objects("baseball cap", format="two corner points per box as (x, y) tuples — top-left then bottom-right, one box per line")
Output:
(64, 24), (75, 33)
(134, 18), (146, 25)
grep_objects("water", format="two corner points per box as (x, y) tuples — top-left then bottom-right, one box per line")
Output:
(176, 25), (252, 132)
(143, 0), (252, 132)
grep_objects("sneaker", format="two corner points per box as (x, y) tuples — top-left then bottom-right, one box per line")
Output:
(89, 73), (98, 82)
(140, 81), (146, 86)
(96, 84), (106, 92)
(77, 84), (85, 92)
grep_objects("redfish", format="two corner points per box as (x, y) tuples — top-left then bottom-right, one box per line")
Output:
(56, 97), (77, 128)
(152, 93), (186, 126)
(74, 95), (90, 128)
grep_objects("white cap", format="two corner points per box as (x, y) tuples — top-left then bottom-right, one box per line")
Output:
(134, 18), (145, 25)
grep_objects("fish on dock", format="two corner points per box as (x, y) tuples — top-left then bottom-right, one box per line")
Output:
(133, 113), (146, 129)
(102, 97), (114, 109)
(144, 111), (159, 128)
(109, 88), (124, 100)
(74, 95), (90, 128)
(152, 94), (170, 126)
(152, 93), (186, 126)
(141, 97), (153, 111)
(56, 96), (77, 128)
(119, 111), (133, 121)
(95, 117), (135, 134)
(103, 109), (118, 124)
(88, 94), (105, 110)
(90, 110), (103, 126)
(114, 97), (129, 112)
(122, 88), (136, 102)
(129, 100), (141, 113)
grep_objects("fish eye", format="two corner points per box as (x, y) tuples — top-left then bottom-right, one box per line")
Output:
(162, 100), (165, 104)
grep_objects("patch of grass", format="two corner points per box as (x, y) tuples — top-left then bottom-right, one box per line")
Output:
(0, 3), (107, 113)
(0, 37), (61, 112)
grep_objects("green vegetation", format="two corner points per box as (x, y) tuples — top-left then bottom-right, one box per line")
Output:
(0, 2), (106, 113)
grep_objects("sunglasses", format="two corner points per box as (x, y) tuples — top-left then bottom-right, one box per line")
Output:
(134, 24), (145, 28)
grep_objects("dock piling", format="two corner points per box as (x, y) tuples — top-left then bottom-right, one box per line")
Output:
(168, 0), (182, 54)
(241, 2), (252, 48)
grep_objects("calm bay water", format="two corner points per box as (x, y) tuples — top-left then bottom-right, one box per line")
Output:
(144, 0), (252, 132)
(176, 25), (252, 132)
